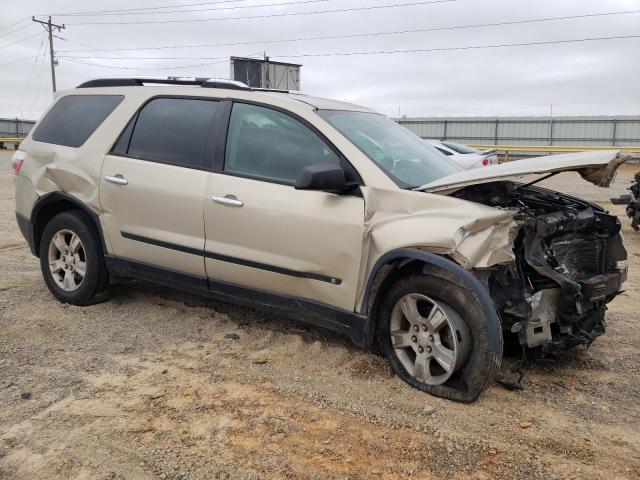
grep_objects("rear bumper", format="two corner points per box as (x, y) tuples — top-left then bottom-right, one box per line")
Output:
(15, 212), (37, 256)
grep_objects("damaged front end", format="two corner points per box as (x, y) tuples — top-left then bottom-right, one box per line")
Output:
(453, 181), (627, 355)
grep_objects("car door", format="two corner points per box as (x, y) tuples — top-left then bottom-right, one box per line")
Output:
(100, 97), (219, 279)
(203, 101), (365, 311)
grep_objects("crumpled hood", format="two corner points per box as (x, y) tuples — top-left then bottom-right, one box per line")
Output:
(416, 150), (630, 194)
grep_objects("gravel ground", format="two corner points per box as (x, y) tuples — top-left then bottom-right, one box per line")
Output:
(1, 150), (639, 480)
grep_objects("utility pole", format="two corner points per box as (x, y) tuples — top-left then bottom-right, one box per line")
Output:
(548, 103), (554, 147)
(264, 52), (270, 89)
(32, 16), (65, 93)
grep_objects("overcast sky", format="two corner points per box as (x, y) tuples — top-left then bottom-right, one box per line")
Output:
(1, 0), (639, 120)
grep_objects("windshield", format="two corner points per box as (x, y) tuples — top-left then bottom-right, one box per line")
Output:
(317, 110), (461, 188)
(441, 141), (480, 154)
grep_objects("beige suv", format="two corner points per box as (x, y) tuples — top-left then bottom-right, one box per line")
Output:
(13, 77), (628, 402)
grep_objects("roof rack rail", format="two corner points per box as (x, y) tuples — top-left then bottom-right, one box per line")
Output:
(252, 87), (291, 94)
(76, 77), (251, 90)
(202, 78), (250, 90)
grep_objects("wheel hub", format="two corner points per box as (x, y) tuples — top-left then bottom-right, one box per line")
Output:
(413, 323), (439, 349)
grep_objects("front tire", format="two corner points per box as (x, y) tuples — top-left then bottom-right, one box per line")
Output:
(378, 271), (501, 403)
(39, 211), (110, 305)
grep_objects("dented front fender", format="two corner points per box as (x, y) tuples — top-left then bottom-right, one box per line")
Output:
(356, 186), (517, 310)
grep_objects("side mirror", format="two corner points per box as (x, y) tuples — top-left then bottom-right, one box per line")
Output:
(295, 163), (357, 193)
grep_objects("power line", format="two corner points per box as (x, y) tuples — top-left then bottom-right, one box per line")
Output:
(65, 57), (228, 70)
(57, 36), (170, 68)
(273, 34), (640, 59)
(0, 55), (40, 68)
(48, 0), (331, 17)
(0, 22), (36, 40)
(56, 35), (640, 67)
(63, 52), (264, 80)
(43, 0), (259, 16)
(17, 35), (48, 120)
(0, 31), (42, 51)
(27, 45), (51, 121)
(60, 54), (230, 60)
(0, 17), (31, 34)
(63, 53), (263, 71)
(56, 10), (640, 54)
(64, 0), (457, 25)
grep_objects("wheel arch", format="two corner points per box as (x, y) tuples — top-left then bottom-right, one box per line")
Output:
(31, 192), (108, 258)
(361, 248), (502, 353)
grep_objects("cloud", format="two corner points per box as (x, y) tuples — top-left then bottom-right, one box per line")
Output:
(0, 0), (638, 119)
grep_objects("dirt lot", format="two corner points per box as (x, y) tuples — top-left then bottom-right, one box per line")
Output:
(1, 150), (639, 480)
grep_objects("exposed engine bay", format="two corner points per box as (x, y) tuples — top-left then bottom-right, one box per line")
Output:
(453, 180), (628, 356)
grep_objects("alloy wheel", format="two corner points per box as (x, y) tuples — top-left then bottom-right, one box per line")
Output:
(390, 293), (470, 385)
(48, 229), (87, 292)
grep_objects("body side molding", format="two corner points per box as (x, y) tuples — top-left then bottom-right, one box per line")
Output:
(121, 231), (341, 285)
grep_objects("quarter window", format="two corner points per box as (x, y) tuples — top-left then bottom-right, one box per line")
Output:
(224, 103), (341, 184)
(123, 98), (218, 168)
(33, 95), (123, 148)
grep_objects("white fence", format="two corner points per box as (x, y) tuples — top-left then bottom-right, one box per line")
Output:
(0, 118), (35, 138)
(396, 116), (640, 147)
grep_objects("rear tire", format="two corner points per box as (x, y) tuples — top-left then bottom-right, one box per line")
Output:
(377, 271), (501, 403)
(39, 211), (110, 305)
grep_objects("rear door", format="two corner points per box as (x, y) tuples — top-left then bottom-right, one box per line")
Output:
(203, 101), (365, 311)
(100, 97), (219, 279)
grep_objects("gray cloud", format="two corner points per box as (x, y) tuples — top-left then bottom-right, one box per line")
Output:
(0, 0), (639, 120)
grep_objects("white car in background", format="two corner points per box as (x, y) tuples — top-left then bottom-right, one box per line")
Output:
(427, 140), (498, 170)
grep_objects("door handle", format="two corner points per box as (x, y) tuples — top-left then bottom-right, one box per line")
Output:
(104, 175), (128, 186)
(212, 195), (243, 207)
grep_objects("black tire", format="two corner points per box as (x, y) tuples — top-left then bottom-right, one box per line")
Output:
(39, 211), (110, 306)
(377, 269), (502, 403)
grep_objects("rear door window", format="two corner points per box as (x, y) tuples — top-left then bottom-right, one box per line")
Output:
(121, 98), (218, 169)
(33, 95), (123, 147)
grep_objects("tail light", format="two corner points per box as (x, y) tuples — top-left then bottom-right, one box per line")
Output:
(11, 150), (26, 175)
(482, 158), (489, 166)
